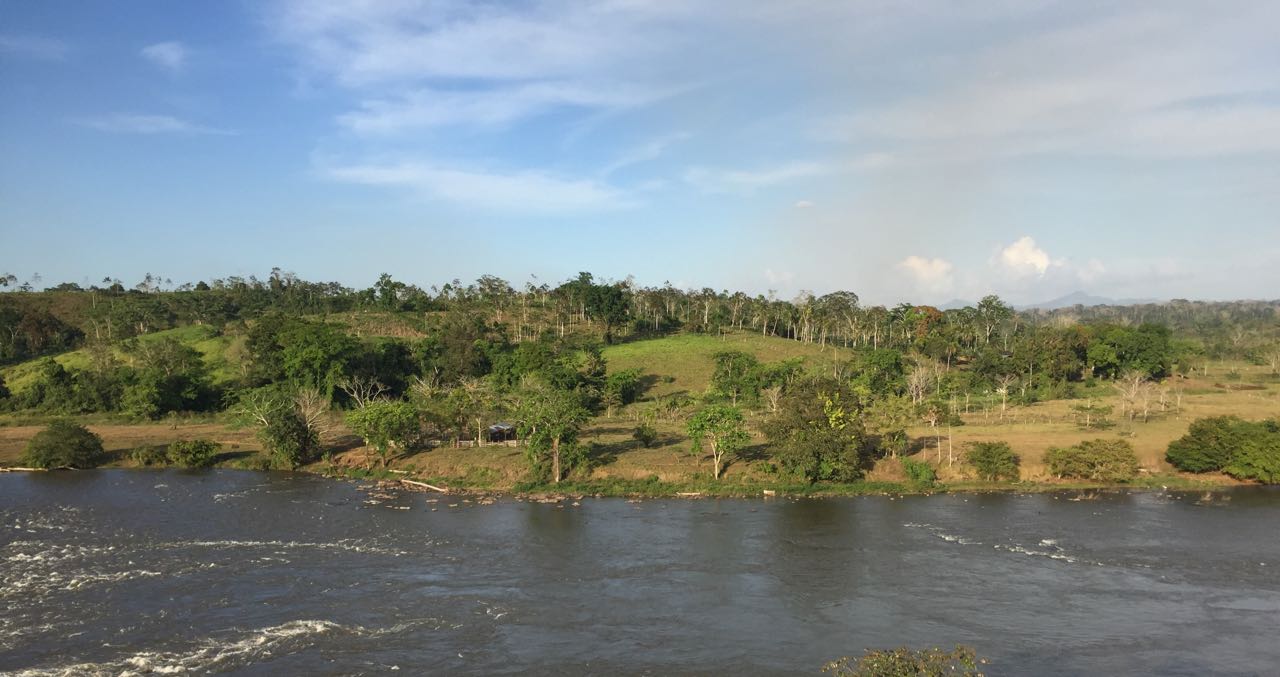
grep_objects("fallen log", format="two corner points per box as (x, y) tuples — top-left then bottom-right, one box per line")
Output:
(0, 467), (44, 472)
(400, 479), (449, 493)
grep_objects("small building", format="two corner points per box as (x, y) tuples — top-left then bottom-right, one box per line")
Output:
(487, 422), (517, 443)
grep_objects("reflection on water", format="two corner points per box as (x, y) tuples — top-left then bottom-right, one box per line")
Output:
(2, 471), (1278, 676)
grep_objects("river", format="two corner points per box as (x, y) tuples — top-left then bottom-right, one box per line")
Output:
(2, 470), (1278, 675)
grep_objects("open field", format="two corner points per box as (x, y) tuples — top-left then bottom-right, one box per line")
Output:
(603, 331), (853, 399)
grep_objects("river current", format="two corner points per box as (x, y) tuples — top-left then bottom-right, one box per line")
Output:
(2, 470), (1278, 675)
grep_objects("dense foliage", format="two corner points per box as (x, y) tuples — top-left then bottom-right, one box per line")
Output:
(1166, 416), (1280, 483)
(21, 420), (105, 469)
(1046, 439), (1140, 482)
(762, 378), (867, 482)
(965, 441), (1021, 481)
(166, 439), (221, 468)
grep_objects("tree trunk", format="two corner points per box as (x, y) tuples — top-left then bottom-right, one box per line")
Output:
(551, 436), (561, 484)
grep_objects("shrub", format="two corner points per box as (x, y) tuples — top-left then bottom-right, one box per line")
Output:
(21, 420), (105, 469)
(260, 410), (319, 469)
(130, 445), (168, 466)
(1046, 438), (1140, 482)
(1166, 416), (1252, 473)
(1222, 426), (1280, 484)
(167, 439), (221, 468)
(632, 423), (659, 448)
(901, 457), (937, 486)
(965, 441), (1020, 481)
(823, 645), (983, 676)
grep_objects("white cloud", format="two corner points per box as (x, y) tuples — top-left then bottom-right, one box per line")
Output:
(141, 41), (187, 73)
(323, 160), (630, 213)
(793, 200), (814, 209)
(0, 34), (68, 60)
(74, 114), (230, 135)
(898, 255), (954, 295)
(998, 236), (1052, 277)
(339, 82), (667, 135)
(683, 161), (833, 193)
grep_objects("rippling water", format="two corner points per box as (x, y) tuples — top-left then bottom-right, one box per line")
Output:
(2, 470), (1278, 675)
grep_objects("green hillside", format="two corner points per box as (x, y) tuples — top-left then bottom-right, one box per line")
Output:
(0, 324), (243, 394)
(603, 331), (852, 398)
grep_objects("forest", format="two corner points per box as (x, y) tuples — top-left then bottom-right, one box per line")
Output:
(2, 270), (1278, 489)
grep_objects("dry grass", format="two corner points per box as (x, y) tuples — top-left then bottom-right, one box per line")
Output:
(904, 371), (1279, 480)
(0, 422), (263, 466)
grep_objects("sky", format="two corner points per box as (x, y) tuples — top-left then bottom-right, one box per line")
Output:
(1, 0), (1278, 306)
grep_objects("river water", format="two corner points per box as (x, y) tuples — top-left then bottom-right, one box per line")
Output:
(2, 471), (1278, 676)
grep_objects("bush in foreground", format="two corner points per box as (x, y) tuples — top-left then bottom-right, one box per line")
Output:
(823, 645), (984, 676)
(965, 441), (1020, 481)
(21, 420), (105, 469)
(167, 439), (221, 468)
(1046, 438), (1139, 482)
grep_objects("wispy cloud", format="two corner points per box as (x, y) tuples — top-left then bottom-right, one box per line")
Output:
(683, 161), (833, 193)
(600, 133), (690, 176)
(819, 5), (1280, 160)
(74, 114), (231, 135)
(270, 0), (697, 87)
(323, 159), (631, 213)
(339, 82), (667, 135)
(0, 34), (69, 60)
(140, 41), (188, 73)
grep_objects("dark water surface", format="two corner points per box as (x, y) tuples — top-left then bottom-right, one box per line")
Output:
(2, 471), (1278, 676)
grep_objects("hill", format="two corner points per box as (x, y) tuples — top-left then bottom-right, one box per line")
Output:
(603, 331), (852, 399)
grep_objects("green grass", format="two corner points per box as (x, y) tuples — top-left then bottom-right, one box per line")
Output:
(602, 330), (853, 398)
(0, 324), (241, 394)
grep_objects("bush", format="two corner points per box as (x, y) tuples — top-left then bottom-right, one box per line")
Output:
(21, 420), (105, 469)
(1224, 434), (1280, 484)
(901, 457), (937, 486)
(130, 445), (168, 466)
(1166, 416), (1253, 473)
(167, 439), (221, 468)
(1166, 416), (1280, 483)
(632, 423), (659, 448)
(1046, 438), (1140, 482)
(823, 645), (983, 676)
(965, 441), (1020, 481)
(260, 410), (319, 469)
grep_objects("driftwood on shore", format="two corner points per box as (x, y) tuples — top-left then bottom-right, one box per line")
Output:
(400, 478), (449, 493)
(0, 467), (44, 472)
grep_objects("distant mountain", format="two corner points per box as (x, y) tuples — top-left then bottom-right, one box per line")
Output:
(1018, 291), (1161, 310)
(937, 298), (975, 310)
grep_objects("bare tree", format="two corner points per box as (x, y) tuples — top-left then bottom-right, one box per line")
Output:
(994, 375), (1017, 420)
(1112, 371), (1148, 421)
(761, 385), (783, 414)
(294, 387), (333, 441)
(338, 375), (388, 408)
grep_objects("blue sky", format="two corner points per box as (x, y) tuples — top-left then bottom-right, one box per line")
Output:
(2, 1), (1278, 304)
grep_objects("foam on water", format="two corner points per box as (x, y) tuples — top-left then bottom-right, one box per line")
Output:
(9, 618), (460, 676)
(902, 522), (1102, 566)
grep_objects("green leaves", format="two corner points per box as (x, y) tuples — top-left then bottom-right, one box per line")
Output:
(345, 400), (420, 468)
(687, 404), (750, 479)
